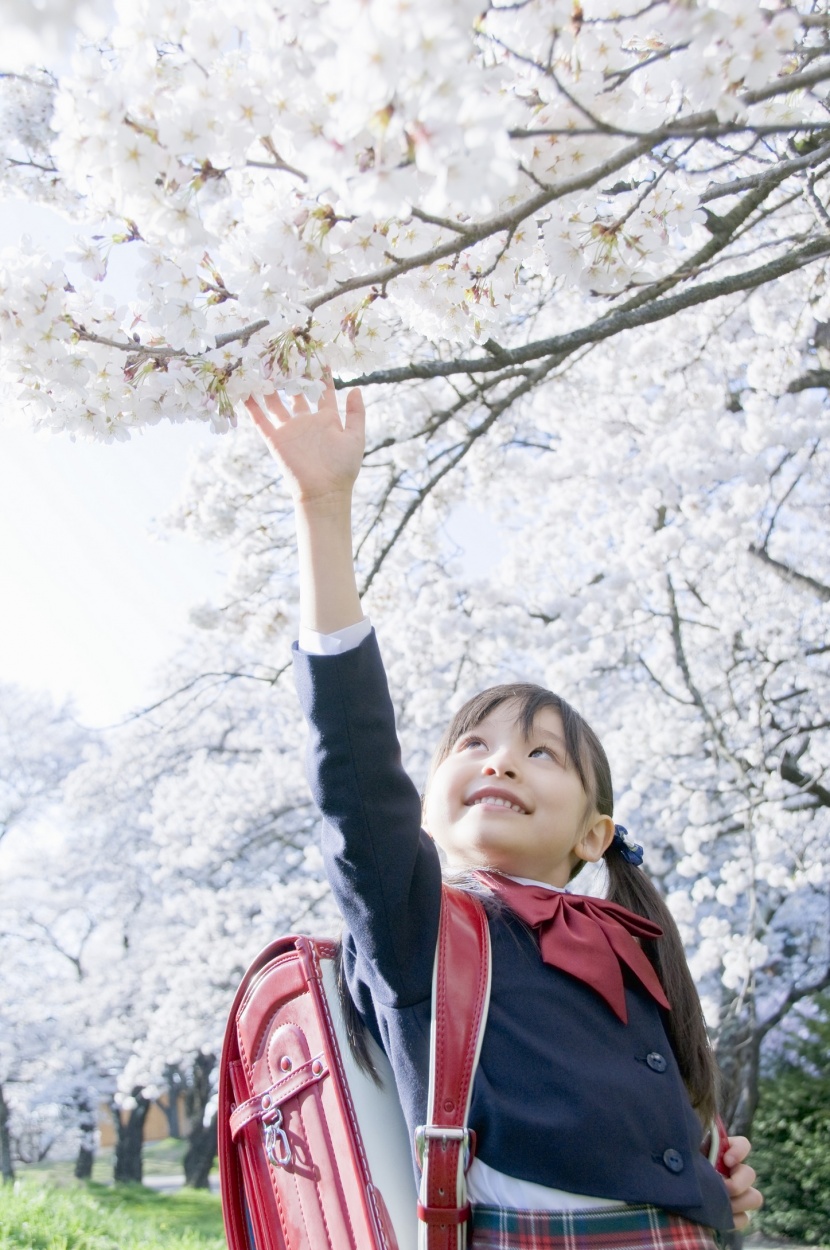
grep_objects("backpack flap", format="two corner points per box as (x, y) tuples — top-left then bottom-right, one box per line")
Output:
(219, 935), (402, 1250)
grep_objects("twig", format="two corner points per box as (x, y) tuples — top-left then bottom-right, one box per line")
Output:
(73, 318), (270, 359)
(699, 142), (830, 203)
(410, 207), (473, 235)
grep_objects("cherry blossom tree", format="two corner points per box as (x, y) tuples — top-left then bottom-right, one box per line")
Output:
(2, 0), (830, 1150)
(1, 0), (828, 444)
(56, 627), (338, 1184)
(0, 685), (91, 1180)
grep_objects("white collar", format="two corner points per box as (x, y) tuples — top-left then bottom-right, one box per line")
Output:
(502, 873), (569, 893)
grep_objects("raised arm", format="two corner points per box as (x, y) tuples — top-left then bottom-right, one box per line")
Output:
(245, 373), (365, 634)
(247, 379), (441, 1005)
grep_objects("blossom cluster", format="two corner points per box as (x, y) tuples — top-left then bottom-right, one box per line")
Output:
(0, 0), (823, 437)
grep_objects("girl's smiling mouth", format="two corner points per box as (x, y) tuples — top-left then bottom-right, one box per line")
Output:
(465, 786), (528, 814)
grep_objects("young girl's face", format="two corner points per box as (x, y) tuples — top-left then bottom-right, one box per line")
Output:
(423, 700), (614, 888)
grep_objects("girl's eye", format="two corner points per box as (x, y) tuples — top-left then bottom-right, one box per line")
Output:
(457, 735), (485, 751)
(530, 745), (558, 762)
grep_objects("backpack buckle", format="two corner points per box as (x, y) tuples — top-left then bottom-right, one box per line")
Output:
(414, 1125), (472, 1171)
(263, 1106), (292, 1168)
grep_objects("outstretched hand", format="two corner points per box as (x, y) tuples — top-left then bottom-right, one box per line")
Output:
(245, 371), (365, 504)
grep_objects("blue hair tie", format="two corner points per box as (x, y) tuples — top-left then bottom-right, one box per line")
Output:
(613, 824), (644, 867)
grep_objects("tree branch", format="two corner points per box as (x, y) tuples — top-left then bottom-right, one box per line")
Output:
(358, 358), (558, 592)
(342, 233), (830, 387)
(780, 752), (830, 809)
(73, 319), (270, 360)
(306, 134), (655, 313)
(748, 544), (830, 601)
(699, 143), (830, 203)
(106, 665), (290, 728)
(757, 966), (830, 1040)
(787, 367), (830, 393)
(511, 62), (830, 143)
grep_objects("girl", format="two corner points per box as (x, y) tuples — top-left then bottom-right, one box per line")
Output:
(245, 376), (762, 1248)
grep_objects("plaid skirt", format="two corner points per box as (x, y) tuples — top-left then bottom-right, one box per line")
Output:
(468, 1203), (720, 1250)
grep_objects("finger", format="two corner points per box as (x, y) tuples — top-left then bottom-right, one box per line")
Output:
(245, 395), (284, 448)
(292, 392), (312, 416)
(244, 396), (275, 437)
(263, 390), (293, 424)
(345, 387), (365, 431)
(723, 1135), (750, 1169)
(734, 1184), (763, 1212)
(724, 1162), (756, 1195)
(728, 1186), (764, 1224)
(322, 365), (336, 401)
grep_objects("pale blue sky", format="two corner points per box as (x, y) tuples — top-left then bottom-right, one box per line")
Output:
(0, 200), (227, 725)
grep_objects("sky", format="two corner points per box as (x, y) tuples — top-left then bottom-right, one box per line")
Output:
(0, 200), (228, 726)
(0, 417), (226, 726)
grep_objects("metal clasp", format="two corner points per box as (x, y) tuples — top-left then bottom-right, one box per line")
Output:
(414, 1125), (471, 1171)
(264, 1106), (292, 1169)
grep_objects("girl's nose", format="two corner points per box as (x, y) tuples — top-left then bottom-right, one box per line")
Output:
(482, 751), (519, 779)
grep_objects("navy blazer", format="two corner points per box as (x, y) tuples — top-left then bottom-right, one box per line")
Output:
(293, 630), (733, 1232)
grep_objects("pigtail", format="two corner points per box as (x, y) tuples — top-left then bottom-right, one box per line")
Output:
(604, 840), (719, 1127)
(334, 940), (382, 1086)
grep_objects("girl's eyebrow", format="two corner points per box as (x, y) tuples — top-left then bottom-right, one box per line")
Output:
(528, 728), (567, 750)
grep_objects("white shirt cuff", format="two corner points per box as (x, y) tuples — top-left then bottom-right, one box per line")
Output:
(298, 616), (372, 656)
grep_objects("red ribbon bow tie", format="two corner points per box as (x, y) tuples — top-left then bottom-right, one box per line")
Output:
(478, 874), (670, 1024)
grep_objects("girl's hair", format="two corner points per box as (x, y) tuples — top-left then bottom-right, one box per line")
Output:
(429, 682), (719, 1127)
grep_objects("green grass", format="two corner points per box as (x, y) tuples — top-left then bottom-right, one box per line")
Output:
(0, 1178), (225, 1249)
(20, 1139), (218, 1186)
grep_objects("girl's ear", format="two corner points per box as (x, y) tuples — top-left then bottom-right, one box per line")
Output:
(574, 814), (615, 864)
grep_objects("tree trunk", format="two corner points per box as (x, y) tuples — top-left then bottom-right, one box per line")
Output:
(162, 1064), (185, 1139)
(112, 1088), (150, 1184)
(74, 1095), (96, 1180)
(75, 1143), (94, 1180)
(715, 1015), (760, 1145)
(0, 1084), (15, 1183)
(183, 1053), (217, 1189)
(184, 1112), (217, 1189)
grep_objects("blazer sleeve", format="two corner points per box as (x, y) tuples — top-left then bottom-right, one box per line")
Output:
(292, 629), (443, 1009)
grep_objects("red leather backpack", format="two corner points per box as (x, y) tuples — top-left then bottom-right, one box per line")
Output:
(218, 887), (491, 1250)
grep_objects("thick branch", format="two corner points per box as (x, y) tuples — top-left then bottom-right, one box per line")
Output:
(748, 544), (830, 601)
(787, 368), (830, 393)
(344, 234), (830, 387)
(757, 967), (830, 1039)
(609, 163), (802, 322)
(780, 752), (830, 809)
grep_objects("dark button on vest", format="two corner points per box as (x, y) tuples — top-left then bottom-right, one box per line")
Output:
(663, 1148), (685, 1174)
(646, 1051), (667, 1073)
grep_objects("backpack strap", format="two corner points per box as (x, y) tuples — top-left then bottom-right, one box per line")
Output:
(416, 886), (492, 1250)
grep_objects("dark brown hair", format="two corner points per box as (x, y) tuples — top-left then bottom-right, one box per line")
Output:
(429, 682), (719, 1127)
